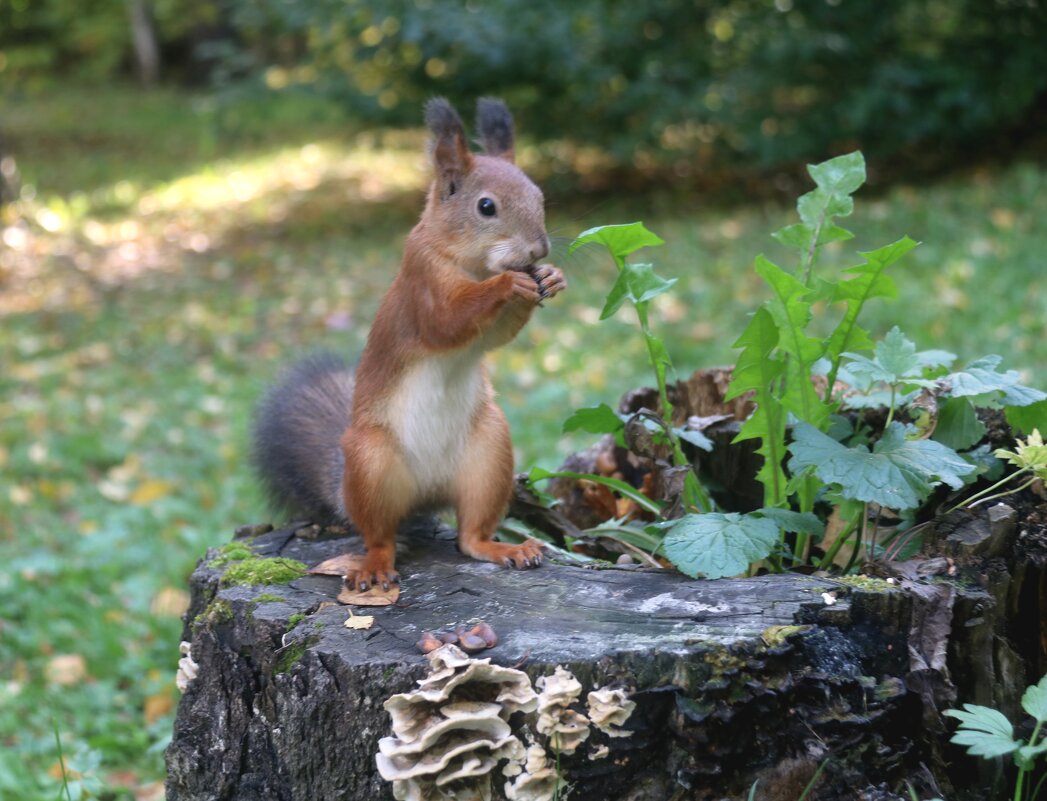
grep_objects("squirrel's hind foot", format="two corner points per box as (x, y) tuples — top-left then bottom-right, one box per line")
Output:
(347, 551), (400, 592)
(461, 538), (545, 570)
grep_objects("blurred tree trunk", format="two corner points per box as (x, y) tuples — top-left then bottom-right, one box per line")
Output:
(128, 0), (160, 85)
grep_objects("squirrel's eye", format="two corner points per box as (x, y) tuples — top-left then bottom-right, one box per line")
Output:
(478, 197), (497, 217)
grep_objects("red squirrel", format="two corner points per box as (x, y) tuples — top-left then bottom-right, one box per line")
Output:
(253, 98), (566, 592)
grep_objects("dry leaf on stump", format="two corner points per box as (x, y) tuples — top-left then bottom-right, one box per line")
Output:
(309, 553), (401, 606)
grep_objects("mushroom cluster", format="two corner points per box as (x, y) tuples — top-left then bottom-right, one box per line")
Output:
(175, 640), (198, 693)
(586, 687), (636, 738)
(534, 666), (590, 755)
(376, 644), (537, 801)
(504, 744), (559, 801)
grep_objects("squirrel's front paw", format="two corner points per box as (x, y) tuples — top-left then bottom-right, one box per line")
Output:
(507, 269), (541, 304)
(532, 264), (566, 300)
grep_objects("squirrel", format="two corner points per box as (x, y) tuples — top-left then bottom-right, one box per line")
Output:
(252, 98), (566, 592)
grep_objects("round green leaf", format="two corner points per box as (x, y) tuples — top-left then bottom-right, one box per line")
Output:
(663, 512), (779, 579)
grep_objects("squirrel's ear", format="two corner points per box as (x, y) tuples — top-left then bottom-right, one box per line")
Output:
(425, 98), (473, 199)
(475, 97), (515, 164)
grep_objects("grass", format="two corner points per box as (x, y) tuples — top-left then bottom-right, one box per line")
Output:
(2, 82), (1046, 799)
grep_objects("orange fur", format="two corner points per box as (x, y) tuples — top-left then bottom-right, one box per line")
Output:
(341, 98), (566, 591)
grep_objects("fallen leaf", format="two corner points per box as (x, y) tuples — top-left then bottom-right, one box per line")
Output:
(48, 761), (81, 781)
(344, 611), (375, 629)
(135, 781), (166, 801)
(144, 690), (174, 724)
(106, 771), (139, 788)
(150, 586), (190, 617)
(46, 654), (87, 686)
(130, 478), (174, 505)
(309, 553), (366, 577)
(313, 553), (402, 605)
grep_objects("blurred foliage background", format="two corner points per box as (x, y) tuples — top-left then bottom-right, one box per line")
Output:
(2, 1), (1046, 799)
(5, 0), (1047, 177)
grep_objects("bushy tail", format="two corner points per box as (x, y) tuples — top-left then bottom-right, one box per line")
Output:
(251, 353), (355, 524)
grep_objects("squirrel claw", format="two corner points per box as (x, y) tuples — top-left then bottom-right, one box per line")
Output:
(348, 564), (399, 594)
(532, 264), (566, 299)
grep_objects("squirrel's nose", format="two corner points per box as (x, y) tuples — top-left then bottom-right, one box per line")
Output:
(529, 235), (550, 262)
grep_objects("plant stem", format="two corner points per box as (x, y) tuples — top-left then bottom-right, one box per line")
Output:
(965, 477), (1039, 511)
(843, 504), (869, 573)
(635, 301), (711, 513)
(1029, 770), (1047, 801)
(883, 384), (898, 429)
(866, 507), (881, 562)
(53, 720), (74, 801)
(817, 509), (860, 571)
(944, 467), (1031, 514)
(796, 758), (829, 801)
(802, 209), (827, 286)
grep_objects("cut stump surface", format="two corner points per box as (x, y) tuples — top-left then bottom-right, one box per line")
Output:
(166, 515), (1036, 801)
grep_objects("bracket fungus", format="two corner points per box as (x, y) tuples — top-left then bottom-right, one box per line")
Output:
(175, 640), (198, 693)
(376, 644), (537, 801)
(586, 687), (636, 738)
(504, 744), (559, 801)
(534, 666), (590, 755)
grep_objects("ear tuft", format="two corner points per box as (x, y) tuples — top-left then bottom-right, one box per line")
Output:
(425, 97), (465, 142)
(475, 97), (515, 163)
(424, 97), (472, 198)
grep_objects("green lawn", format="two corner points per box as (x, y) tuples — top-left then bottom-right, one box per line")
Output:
(1, 84), (1045, 799)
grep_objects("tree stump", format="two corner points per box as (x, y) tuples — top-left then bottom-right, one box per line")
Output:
(166, 507), (1046, 801)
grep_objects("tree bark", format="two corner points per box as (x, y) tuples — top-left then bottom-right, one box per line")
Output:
(165, 507), (1046, 801)
(128, 0), (160, 86)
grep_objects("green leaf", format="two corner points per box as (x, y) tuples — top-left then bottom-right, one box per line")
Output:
(807, 151), (866, 196)
(646, 333), (674, 395)
(943, 356), (1047, 407)
(562, 404), (623, 436)
(1016, 739), (1047, 770)
(1021, 673), (1047, 723)
(822, 238), (916, 386)
(798, 188), (853, 228)
(1007, 399), (1047, 435)
(569, 222), (665, 263)
(675, 427), (714, 452)
(754, 255), (828, 427)
(528, 466), (662, 516)
(818, 224), (855, 246)
(994, 430), (1047, 479)
(771, 223), (812, 249)
(726, 307), (788, 505)
(755, 507), (823, 537)
(962, 443), (1004, 484)
(662, 512), (779, 579)
(600, 268), (632, 320)
(944, 704), (1020, 759)
(599, 262), (677, 320)
(625, 262), (678, 305)
(788, 422), (976, 510)
(773, 222), (855, 252)
(872, 327), (919, 380)
(587, 522), (663, 553)
(843, 327), (942, 389)
(933, 398), (986, 451)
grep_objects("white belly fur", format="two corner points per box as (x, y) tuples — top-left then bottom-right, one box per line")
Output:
(384, 350), (486, 498)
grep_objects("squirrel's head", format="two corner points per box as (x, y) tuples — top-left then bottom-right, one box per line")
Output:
(422, 97), (549, 279)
